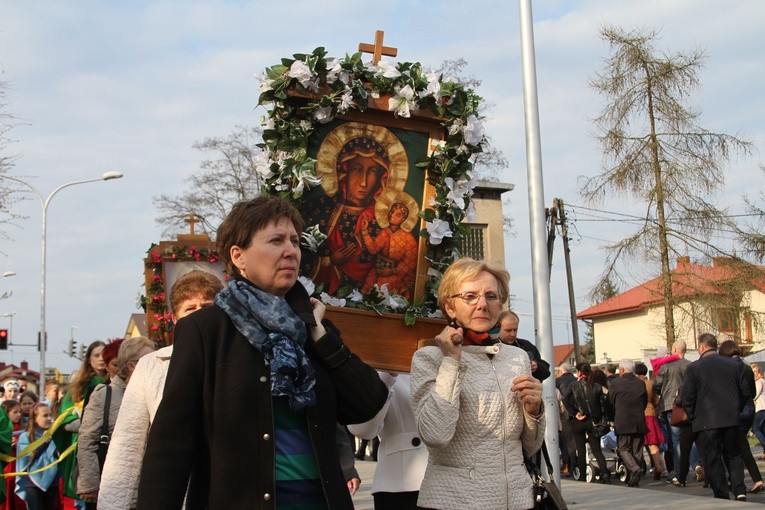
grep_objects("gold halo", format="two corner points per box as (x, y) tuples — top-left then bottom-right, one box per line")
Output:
(374, 188), (420, 232)
(315, 122), (408, 197)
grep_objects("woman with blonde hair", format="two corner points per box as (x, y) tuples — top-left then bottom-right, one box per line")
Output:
(410, 257), (544, 510)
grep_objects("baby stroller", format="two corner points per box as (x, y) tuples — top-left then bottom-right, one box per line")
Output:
(575, 430), (626, 483)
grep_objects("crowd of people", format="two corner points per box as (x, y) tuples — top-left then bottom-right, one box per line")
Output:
(1, 194), (763, 509)
(554, 334), (764, 502)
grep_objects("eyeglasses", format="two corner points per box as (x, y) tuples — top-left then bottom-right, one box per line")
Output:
(449, 292), (502, 306)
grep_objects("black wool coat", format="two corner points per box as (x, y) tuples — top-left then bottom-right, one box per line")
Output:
(681, 350), (750, 433)
(136, 283), (388, 510)
(608, 372), (648, 436)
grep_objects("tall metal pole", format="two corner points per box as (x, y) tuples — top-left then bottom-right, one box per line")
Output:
(0, 173), (123, 380)
(518, 0), (560, 482)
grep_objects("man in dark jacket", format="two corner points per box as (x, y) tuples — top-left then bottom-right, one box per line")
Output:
(681, 333), (750, 501)
(496, 311), (551, 381)
(609, 359), (648, 487)
(555, 362), (578, 476)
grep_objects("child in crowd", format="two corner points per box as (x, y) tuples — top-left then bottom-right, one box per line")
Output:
(1, 400), (25, 510)
(41, 380), (60, 417)
(15, 403), (60, 510)
(18, 391), (39, 429)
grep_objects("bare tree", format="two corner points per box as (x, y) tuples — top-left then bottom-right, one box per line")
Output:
(0, 79), (23, 244)
(153, 126), (263, 237)
(580, 25), (753, 346)
(739, 166), (765, 261)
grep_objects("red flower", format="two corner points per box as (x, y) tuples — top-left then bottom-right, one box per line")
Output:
(151, 324), (160, 331)
(152, 275), (163, 283)
(151, 250), (161, 263)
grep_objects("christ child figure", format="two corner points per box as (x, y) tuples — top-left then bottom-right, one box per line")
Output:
(359, 201), (418, 300)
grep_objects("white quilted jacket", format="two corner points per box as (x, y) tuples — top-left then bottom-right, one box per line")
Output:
(98, 346), (173, 510)
(410, 343), (545, 510)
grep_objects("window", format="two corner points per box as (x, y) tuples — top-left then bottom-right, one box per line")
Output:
(714, 308), (738, 334)
(459, 225), (486, 260)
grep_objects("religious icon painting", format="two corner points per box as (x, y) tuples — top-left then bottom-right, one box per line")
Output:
(299, 119), (434, 303)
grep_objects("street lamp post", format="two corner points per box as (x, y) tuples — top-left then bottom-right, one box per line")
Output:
(0, 172), (123, 378)
(1, 271), (15, 300)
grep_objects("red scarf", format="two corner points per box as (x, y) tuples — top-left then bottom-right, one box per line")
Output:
(462, 329), (491, 346)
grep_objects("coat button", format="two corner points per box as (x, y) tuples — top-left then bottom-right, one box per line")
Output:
(411, 437), (421, 447)
(263, 493), (271, 501)
(263, 433), (270, 441)
(260, 376), (267, 383)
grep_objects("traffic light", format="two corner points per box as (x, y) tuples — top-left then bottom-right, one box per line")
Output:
(67, 339), (76, 357)
(0, 329), (8, 350)
(79, 343), (87, 360)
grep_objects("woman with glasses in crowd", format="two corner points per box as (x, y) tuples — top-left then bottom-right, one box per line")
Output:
(410, 257), (545, 510)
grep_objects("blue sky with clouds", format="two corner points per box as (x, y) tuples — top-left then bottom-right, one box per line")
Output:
(1, 0), (763, 373)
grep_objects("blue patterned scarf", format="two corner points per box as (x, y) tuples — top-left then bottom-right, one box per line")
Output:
(215, 279), (316, 410)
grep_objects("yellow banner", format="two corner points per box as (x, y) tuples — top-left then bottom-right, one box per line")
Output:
(0, 407), (74, 463)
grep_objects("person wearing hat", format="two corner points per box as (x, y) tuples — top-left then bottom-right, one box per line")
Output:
(2, 380), (20, 402)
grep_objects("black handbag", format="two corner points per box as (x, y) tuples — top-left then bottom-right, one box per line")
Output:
(582, 382), (610, 438)
(96, 384), (112, 472)
(591, 420), (610, 438)
(524, 445), (568, 510)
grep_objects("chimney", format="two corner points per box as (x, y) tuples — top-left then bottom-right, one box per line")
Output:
(20, 361), (28, 370)
(713, 257), (735, 267)
(676, 256), (691, 270)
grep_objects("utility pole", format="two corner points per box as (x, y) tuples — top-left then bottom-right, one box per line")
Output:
(546, 205), (558, 282)
(555, 198), (581, 362)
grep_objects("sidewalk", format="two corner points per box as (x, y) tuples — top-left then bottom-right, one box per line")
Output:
(350, 459), (765, 509)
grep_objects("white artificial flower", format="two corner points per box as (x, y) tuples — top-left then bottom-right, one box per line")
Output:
(384, 293), (408, 310)
(388, 84), (416, 118)
(462, 114), (485, 146)
(465, 199), (477, 222)
(348, 288), (364, 302)
(376, 60), (401, 79)
(299, 120), (313, 132)
(445, 174), (477, 210)
(298, 276), (316, 295)
(447, 119), (463, 136)
(253, 151), (276, 179)
(425, 218), (453, 245)
(431, 140), (447, 154)
(258, 77), (274, 92)
(261, 117), (275, 130)
(287, 61), (314, 89)
(305, 78), (321, 93)
(313, 105), (333, 124)
(300, 224), (327, 253)
(338, 91), (354, 113)
(419, 71), (441, 99)
(325, 59), (342, 84)
(274, 183), (289, 191)
(320, 292), (346, 307)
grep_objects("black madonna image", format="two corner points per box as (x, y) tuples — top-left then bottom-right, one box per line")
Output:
(300, 121), (427, 301)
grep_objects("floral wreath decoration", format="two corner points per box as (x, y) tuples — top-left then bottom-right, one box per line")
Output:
(253, 47), (489, 322)
(141, 244), (221, 343)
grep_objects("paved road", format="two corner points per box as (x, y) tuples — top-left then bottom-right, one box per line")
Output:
(350, 449), (765, 509)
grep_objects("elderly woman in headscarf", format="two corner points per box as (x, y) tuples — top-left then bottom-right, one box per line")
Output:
(410, 257), (545, 510)
(136, 196), (388, 509)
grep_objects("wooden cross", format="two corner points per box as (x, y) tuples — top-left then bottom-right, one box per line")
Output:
(185, 213), (200, 235)
(358, 30), (398, 65)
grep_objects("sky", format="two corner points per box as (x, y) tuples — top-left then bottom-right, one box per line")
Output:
(1, 0), (763, 374)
